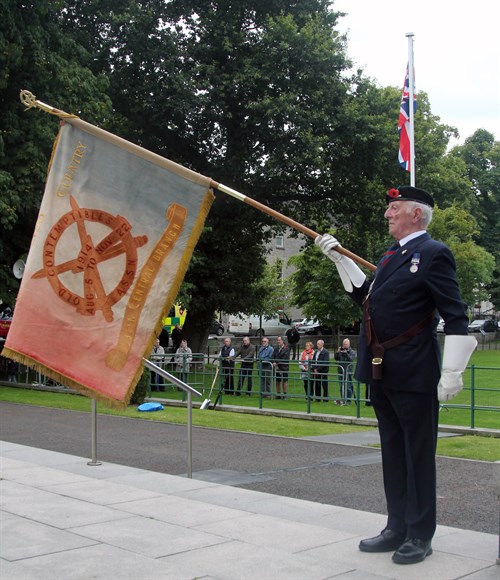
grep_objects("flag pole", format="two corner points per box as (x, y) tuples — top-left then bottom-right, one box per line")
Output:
(19, 90), (376, 273)
(406, 32), (416, 186)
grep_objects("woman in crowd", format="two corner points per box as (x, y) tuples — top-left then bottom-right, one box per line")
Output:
(299, 341), (315, 398)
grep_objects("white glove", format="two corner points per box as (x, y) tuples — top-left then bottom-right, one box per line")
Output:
(437, 335), (477, 402)
(315, 234), (366, 293)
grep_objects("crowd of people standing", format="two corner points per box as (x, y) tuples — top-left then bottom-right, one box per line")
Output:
(211, 329), (357, 404)
(150, 321), (360, 404)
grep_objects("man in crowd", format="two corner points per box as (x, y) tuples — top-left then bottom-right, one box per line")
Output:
(334, 338), (356, 405)
(219, 337), (235, 394)
(311, 339), (330, 402)
(285, 323), (301, 360)
(234, 336), (255, 396)
(257, 336), (274, 398)
(273, 335), (289, 399)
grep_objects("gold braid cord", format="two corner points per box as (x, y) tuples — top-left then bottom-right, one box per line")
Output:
(20, 90), (78, 119)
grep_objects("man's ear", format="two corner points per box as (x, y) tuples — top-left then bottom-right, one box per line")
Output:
(413, 206), (423, 223)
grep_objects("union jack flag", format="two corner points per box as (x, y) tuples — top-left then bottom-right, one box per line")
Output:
(398, 64), (416, 171)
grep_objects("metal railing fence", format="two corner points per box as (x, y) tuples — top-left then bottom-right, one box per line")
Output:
(1, 355), (499, 430)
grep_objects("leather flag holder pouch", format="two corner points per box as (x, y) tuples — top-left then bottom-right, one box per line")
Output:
(371, 345), (384, 380)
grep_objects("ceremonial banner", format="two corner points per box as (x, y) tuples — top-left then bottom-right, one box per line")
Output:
(4, 119), (214, 406)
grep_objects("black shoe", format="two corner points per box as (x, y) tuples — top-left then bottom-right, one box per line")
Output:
(359, 529), (406, 553)
(392, 538), (432, 565)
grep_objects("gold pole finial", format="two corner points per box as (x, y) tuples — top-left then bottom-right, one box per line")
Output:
(19, 90), (78, 119)
(20, 89), (37, 110)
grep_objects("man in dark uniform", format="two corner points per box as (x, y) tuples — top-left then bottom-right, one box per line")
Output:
(316, 186), (476, 565)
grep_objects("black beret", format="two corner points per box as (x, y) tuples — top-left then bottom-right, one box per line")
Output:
(386, 185), (434, 208)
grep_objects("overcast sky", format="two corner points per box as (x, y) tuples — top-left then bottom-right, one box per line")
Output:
(333, 0), (500, 146)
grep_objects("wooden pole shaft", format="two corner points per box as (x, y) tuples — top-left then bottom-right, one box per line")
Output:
(213, 181), (376, 272)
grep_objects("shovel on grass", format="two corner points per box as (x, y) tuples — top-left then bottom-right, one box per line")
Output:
(200, 366), (219, 410)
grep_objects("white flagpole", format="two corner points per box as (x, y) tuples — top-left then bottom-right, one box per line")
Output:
(406, 32), (416, 186)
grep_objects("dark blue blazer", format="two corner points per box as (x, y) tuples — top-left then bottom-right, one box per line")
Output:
(275, 345), (290, 371)
(312, 348), (330, 374)
(352, 233), (468, 393)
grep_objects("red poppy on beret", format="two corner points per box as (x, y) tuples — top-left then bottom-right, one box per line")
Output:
(387, 188), (401, 198)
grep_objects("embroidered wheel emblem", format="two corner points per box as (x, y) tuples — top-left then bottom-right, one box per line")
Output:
(33, 196), (148, 322)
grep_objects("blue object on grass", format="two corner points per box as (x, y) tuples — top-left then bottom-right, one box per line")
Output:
(138, 402), (164, 412)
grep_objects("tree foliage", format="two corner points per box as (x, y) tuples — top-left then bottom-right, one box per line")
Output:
(248, 258), (294, 318)
(428, 205), (495, 305)
(288, 238), (361, 331)
(0, 0), (111, 307)
(448, 130), (500, 308)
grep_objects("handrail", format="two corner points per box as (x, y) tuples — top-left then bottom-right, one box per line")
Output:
(143, 358), (202, 478)
(143, 357), (202, 397)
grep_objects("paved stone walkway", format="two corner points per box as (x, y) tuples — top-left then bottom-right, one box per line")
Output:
(1, 441), (498, 580)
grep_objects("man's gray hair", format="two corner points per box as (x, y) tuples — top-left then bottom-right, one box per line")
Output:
(406, 201), (433, 228)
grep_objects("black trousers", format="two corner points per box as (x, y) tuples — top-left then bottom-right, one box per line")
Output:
(313, 373), (328, 400)
(237, 363), (254, 392)
(222, 363), (234, 392)
(371, 385), (439, 540)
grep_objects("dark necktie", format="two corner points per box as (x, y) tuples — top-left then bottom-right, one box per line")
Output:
(378, 241), (400, 268)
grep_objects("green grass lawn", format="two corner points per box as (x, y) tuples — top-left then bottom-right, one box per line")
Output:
(147, 348), (500, 430)
(470, 348), (500, 366)
(1, 384), (499, 462)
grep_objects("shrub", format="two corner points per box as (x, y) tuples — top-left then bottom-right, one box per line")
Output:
(130, 367), (150, 405)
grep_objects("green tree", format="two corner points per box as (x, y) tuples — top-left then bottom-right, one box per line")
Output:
(311, 83), (467, 265)
(0, 0), (111, 307)
(249, 258), (294, 318)
(428, 204), (495, 306)
(289, 239), (361, 332)
(448, 130), (500, 308)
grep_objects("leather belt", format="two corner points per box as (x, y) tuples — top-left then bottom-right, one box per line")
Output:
(363, 298), (434, 379)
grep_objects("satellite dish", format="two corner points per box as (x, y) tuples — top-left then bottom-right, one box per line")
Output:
(13, 260), (25, 279)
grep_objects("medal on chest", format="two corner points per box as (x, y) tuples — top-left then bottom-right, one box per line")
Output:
(410, 252), (420, 273)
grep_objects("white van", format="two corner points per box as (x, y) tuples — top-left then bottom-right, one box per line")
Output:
(228, 312), (292, 337)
